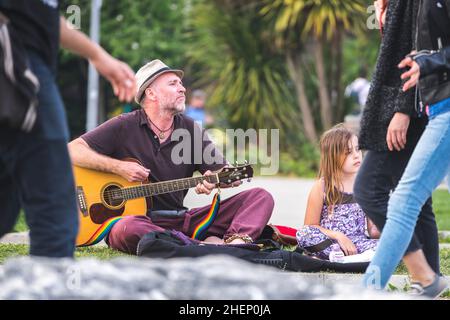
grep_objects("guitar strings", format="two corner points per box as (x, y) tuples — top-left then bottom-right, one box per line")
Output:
(100, 167), (247, 200)
(100, 175), (220, 200)
(101, 180), (204, 199)
(101, 172), (244, 199)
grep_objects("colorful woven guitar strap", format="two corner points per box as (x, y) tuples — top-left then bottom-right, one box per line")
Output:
(79, 216), (123, 247)
(191, 190), (221, 241)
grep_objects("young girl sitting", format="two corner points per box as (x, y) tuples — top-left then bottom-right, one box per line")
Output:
(296, 124), (379, 262)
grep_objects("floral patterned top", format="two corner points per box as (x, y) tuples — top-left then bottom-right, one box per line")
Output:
(297, 191), (378, 260)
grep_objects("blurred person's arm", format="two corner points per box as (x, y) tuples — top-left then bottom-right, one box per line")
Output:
(59, 17), (135, 102)
(374, 0), (388, 31)
(367, 218), (381, 239)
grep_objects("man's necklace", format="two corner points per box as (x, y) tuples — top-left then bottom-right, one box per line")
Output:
(148, 117), (174, 139)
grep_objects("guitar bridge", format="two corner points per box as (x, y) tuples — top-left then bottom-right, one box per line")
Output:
(76, 186), (88, 217)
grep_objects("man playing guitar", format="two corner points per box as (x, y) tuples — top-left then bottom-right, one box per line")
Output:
(68, 59), (274, 254)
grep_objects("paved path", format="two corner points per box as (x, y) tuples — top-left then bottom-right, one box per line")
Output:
(184, 176), (315, 228)
(185, 176), (449, 227)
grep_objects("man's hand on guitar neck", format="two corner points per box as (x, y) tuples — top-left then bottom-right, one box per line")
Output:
(195, 169), (242, 195)
(114, 161), (150, 182)
(195, 170), (216, 195)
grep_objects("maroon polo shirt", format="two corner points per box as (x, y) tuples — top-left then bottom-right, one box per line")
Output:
(80, 109), (226, 211)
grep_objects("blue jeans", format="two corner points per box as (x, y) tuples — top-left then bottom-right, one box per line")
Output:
(363, 108), (450, 289)
(0, 51), (78, 257)
(354, 149), (440, 273)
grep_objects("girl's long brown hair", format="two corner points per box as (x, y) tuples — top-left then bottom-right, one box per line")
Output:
(318, 124), (355, 215)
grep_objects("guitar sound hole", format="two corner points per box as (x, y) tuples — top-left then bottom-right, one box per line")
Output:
(102, 185), (124, 207)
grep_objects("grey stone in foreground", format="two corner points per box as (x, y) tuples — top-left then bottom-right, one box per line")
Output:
(0, 255), (412, 300)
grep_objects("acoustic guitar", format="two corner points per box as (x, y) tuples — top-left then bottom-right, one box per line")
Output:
(73, 159), (253, 246)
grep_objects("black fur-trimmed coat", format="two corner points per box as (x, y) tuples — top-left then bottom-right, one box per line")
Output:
(359, 0), (427, 151)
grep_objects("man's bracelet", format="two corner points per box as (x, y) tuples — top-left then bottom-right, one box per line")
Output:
(224, 234), (253, 244)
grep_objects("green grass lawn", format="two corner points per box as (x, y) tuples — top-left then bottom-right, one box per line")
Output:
(0, 244), (129, 264)
(1, 244), (449, 273)
(434, 189), (450, 230)
(395, 248), (450, 276)
(0, 243), (448, 273)
(12, 211), (27, 233)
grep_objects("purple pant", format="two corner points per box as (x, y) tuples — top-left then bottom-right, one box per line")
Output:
(107, 188), (274, 254)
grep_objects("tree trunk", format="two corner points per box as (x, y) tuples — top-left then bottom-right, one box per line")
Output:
(334, 26), (344, 122)
(314, 36), (333, 130)
(286, 52), (318, 144)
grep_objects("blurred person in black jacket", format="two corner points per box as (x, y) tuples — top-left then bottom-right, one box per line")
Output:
(0, 0), (136, 257)
(354, 0), (441, 289)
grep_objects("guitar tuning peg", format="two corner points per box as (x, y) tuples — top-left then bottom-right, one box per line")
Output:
(244, 174), (248, 178)
(244, 160), (248, 164)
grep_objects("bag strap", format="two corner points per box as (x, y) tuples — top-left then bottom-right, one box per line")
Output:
(0, 12), (9, 25)
(303, 238), (333, 253)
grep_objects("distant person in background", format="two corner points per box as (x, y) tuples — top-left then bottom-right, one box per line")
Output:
(345, 76), (371, 115)
(185, 89), (213, 126)
(0, 0), (135, 258)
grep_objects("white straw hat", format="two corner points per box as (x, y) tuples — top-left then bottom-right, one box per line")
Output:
(134, 59), (184, 104)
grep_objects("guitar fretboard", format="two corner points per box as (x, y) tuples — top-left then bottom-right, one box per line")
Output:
(111, 175), (219, 201)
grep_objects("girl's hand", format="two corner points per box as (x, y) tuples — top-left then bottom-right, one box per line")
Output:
(334, 232), (358, 256)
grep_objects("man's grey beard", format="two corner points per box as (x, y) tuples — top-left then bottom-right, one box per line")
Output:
(177, 102), (186, 113)
(161, 102), (185, 116)
(172, 102), (186, 115)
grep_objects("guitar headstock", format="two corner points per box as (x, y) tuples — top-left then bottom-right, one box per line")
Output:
(217, 163), (254, 185)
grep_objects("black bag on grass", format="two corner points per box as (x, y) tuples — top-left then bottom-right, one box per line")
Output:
(136, 230), (369, 273)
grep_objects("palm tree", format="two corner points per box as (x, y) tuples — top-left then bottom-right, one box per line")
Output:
(185, 0), (298, 132)
(261, 0), (367, 141)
